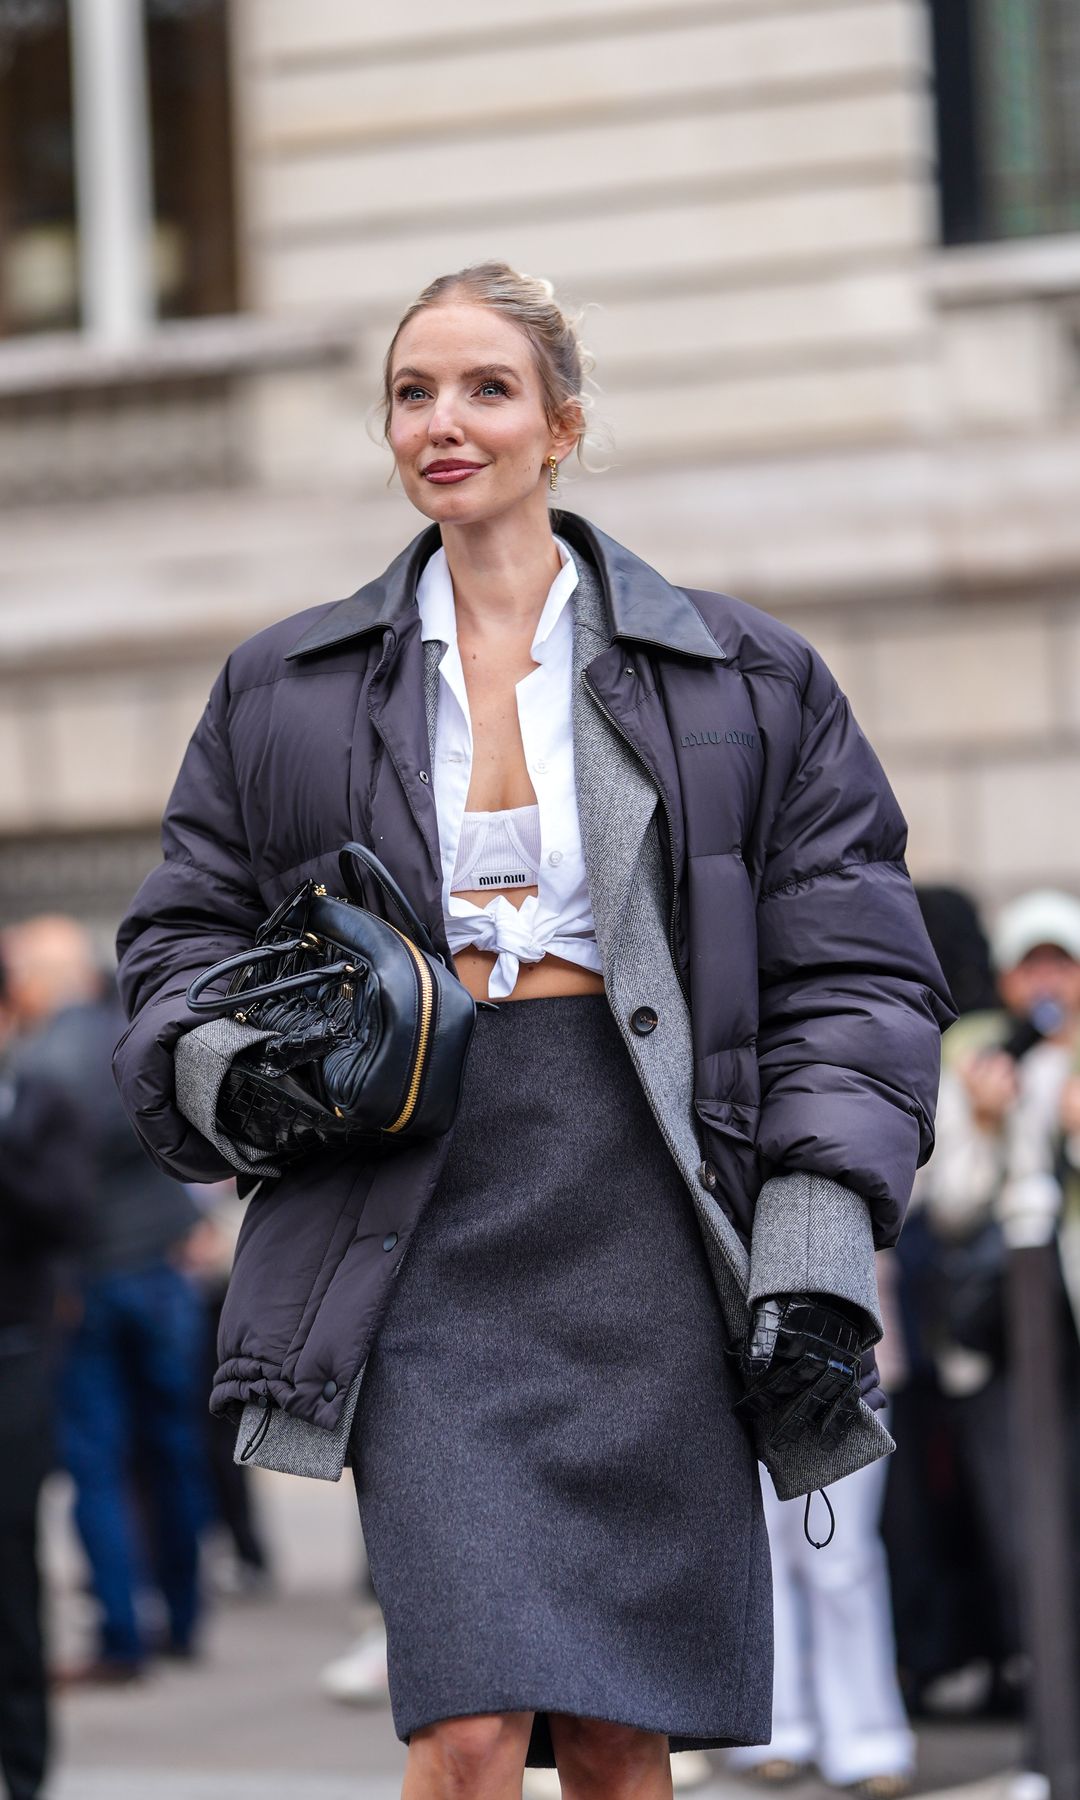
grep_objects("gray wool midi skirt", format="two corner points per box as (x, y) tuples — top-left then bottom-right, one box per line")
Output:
(350, 992), (772, 1768)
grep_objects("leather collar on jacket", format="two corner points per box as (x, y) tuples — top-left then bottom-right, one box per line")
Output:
(284, 509), (727, 665)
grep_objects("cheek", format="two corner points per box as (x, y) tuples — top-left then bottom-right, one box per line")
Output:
(998, 972), (1023, 1012)
(388, 411), (419, 457)
(481, 415), (544, 463)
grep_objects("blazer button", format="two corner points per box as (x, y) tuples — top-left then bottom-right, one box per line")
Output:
(382, 1232), (398, 1251)
(698, 1160), (718, 1192)
(630, 1005), (659, 1036)
(322, 1380), (338, 1401)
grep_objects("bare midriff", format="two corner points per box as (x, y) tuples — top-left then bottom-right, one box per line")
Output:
(450, 882), (606, 1004)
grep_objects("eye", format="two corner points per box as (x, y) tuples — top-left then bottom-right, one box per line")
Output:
(394, 383), (427, 402)
(477, 378), (509, 397)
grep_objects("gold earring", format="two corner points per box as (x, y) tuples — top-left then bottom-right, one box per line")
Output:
(547, 455), (559, 493)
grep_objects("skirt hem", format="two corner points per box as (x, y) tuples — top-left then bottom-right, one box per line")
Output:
(396, 1696), (771, 1770)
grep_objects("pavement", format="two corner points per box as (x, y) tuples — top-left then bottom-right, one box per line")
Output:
(40, 1466), (1026, 1800)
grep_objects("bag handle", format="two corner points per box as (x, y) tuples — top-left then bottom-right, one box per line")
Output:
(186, 941), (360, 1015)
(338, 842), (441, 962)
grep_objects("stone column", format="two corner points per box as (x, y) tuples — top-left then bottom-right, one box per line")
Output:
(69, 0), (155, 342)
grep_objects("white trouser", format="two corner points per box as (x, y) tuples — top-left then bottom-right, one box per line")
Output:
(727, 1446), (915, 1786)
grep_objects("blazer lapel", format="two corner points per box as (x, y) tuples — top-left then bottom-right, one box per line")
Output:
(571, 560), (659, 969)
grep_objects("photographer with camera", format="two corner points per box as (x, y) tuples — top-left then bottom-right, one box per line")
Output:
(921, 889), (1080, 1707)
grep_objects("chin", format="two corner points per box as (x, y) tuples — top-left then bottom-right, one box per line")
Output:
(407, 482), (512, 528)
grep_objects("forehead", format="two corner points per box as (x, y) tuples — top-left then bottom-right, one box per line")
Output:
(1017, 943), (1077, 965)
(392, 302), (533, 376)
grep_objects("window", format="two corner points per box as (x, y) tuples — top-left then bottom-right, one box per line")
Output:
(0, 0), (237, 341)
(0, 4), (79, 334)
(931, 0), (1080, 246)
(145, 0), (238, 321)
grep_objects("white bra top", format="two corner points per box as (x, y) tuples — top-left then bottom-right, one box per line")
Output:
(450, 805), (541, 894)
(416, 532), (603, 999)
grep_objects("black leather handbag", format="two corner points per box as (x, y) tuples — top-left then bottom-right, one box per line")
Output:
(185, 843), (477, 1162)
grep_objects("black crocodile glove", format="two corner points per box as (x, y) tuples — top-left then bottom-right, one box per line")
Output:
(728, 1295), (865, 1447)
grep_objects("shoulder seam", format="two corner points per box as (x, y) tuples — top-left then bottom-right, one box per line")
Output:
(227, 666), (361, 701)
(759, 856), (907, 904)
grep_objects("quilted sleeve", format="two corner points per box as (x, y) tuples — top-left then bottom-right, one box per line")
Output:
(753, 656), (955, 1259)
(113, 665), (267, 1182)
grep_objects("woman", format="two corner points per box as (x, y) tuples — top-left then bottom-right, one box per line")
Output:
(114, 263), (953, 1800)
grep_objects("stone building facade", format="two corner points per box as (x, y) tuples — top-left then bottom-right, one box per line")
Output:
(1, 0), (1078, 937)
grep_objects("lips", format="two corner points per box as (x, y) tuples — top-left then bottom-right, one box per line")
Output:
(423, 462), (486, 485)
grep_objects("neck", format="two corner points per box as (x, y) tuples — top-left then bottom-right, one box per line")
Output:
(439, 499), (563, 635)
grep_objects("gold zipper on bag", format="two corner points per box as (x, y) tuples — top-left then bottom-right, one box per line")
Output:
(385, 924), (434, 1133)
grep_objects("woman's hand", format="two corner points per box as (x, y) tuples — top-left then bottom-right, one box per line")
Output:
(729, 1294), (866, 1446)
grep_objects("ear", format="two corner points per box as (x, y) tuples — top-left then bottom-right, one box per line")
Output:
(550, 398), (585, 462)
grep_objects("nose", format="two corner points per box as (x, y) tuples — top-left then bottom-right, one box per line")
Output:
(428, 396), (465, 443)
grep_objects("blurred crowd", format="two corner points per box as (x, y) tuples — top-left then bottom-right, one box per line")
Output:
(1, 888), (1079, 1800)
(0, 917), (271, 1800)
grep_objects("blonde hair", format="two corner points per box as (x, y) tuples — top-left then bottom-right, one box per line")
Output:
(373, 261), (610, 482)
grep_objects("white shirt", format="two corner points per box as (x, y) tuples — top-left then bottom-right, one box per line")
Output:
(415, 534), (602, 1000)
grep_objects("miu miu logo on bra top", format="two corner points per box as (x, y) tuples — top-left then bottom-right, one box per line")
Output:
(476, 871), (531, 888)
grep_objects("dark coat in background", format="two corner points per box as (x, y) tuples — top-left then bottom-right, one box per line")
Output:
(113, 511), (953, 1493)
(14, 996), (198, 1279)
(0, 1065), (94, 1330)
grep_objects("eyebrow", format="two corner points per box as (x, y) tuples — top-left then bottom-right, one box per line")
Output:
(392, 363), (519, 384)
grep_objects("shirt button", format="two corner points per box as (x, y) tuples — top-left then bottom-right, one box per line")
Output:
(547, 850), (563, 868)
(533, 759), (548, 774)
(321, 1380), (338, 1401)
(698, 1160), (718, 1192)
(630, 1005), (659, 1036)
(382, 1232), (398, 1251)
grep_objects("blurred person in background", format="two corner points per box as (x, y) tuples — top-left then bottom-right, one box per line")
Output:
(0, 950), (92, 1800)
(180, 1181), (274, 1597)
(726, 1259), (915, 1799)
(883, 889), (1005, 1715)
(2, 917), (210, 1681)
(917, 888), (1080, 1703)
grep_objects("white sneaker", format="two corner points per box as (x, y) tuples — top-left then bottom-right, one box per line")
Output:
(522, 1748), (713, 1796)
(521, 1772), (563, 1800)
(319, 1623), (390, 1705)
(672, 1750), (714, 1789)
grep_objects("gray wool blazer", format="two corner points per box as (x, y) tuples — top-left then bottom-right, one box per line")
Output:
(180, 550), (891, 1501)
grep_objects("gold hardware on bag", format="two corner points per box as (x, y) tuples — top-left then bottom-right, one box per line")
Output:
(384, 924), (434, 1133)
(234, 1011), (247, 1023)
(314, 885), (328, 897)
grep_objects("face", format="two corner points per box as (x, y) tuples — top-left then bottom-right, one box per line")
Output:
(387, 301), (579, 526)
(998, 944), (1080, 1023)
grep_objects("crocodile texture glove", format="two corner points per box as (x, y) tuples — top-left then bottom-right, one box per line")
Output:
(729, 1294), (866, 1448)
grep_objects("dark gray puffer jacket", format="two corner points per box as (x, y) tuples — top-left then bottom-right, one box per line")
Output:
(113, 510), (953, 1496)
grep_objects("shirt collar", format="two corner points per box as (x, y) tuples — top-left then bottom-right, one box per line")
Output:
(416, 535), (578, 659)
(285, 509), (727, 664)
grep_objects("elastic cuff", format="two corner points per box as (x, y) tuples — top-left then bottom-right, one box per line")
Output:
(233, 1367), (365, 1482)
(749, 1171), (882, 1343)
